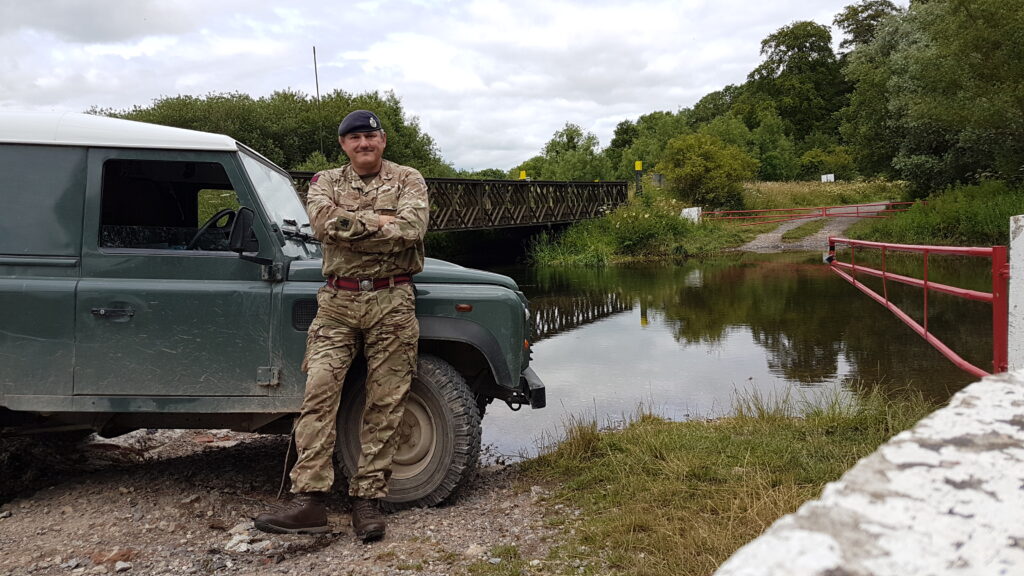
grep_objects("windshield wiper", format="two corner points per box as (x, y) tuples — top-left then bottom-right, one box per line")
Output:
(281, 220), (320, 243)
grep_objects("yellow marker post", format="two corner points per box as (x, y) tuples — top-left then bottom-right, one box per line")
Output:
(519, 170), (527, 180)
(635, 160), (643, 172)
(634, 160), (644, 196)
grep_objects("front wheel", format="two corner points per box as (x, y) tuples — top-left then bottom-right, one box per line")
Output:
(335, 355), (482, 509)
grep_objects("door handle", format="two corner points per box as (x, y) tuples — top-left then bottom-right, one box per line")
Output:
(91, 306), (135, 319)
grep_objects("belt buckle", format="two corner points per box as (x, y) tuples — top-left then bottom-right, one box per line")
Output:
(358, 279), (373, 292)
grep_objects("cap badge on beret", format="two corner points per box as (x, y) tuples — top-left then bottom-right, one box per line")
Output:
(338, 110), (383, 136)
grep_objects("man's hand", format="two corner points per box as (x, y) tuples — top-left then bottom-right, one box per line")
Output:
(379, 215), (397, 227)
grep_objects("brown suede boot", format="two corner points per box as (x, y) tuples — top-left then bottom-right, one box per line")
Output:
(254, 492), (329, 534)
(351, 498), (386, 542)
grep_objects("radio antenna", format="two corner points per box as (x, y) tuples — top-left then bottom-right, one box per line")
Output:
(313, 45), (323, 155)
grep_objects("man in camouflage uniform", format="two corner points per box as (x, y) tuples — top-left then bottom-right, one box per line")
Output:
(255, 110), (429, 542)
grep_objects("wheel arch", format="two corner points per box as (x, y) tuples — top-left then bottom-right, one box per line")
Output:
(417, 316), (516, 403)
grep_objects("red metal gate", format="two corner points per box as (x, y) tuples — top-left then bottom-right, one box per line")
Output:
(704, 201), (917, 226)
(827, 237), (1009, 378)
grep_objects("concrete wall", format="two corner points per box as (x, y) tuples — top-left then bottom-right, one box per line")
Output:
(714, 370), (1024, 576)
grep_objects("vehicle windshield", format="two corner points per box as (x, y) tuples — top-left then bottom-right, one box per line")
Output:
(239, 147), (321, 259)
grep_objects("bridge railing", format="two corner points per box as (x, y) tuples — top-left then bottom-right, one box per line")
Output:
(704, 201), (917, 226)
(290, 172), (629, 231)
(826, 236), (1009, 378)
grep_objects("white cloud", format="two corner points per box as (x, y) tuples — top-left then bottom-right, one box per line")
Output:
(0, 0), (909, 169)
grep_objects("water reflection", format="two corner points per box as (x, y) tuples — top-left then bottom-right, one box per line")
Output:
(481, 253), (988, 458)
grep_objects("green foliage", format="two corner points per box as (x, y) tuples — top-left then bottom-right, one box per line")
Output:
(456, 168), (508, 179)
(606, 194), (692, 256)
(529, 224), (616, 267)
(529, 190), (746, 266)
(523, 388), (935, 576)
(602, 119), (640, 172)
(509, 122), (613, 181)
(698, 114), (753, 151)
(840, 0), (1024, 192)
(838, 11), (905, 178)
(615, 110), (692, 180)
(799, 146), (858, 180)
(688, 85), (743, 127)
(847, 180), (1024, 245)
(659, 133), (759, 209)
(293, 150), (333, 173)
(746, 21), (847, 142)
(833, 0), (902, 53)
(752, 108), (800, 181)
(95, 89), (454, 176)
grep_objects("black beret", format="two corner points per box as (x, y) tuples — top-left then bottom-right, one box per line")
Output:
(338, 110), (383, 136)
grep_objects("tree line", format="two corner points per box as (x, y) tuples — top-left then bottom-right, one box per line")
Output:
(100, 0), (1021, 208)
(509, 0), (1022, 207)
(96, 90), (455, 178)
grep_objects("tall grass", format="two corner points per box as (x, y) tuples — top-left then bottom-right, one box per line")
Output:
(517, 387), (935, 576)
(846, 180), (1024, 246)
(742, 180), (907, 210)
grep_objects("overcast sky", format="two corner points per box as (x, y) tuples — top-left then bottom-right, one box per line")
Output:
(0, 0), (904, 170)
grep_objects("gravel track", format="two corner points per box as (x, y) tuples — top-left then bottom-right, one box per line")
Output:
(0, 430), (561, 576)
(737, 216), (862, 254)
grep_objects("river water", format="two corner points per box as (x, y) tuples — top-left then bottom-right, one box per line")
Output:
(480, 251), (992, 458)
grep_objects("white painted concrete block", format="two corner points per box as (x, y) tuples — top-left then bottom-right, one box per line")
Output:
(1010, 215), (1023, 372)
(715, 371), (1024, 576)
(680, 207), (702, 222)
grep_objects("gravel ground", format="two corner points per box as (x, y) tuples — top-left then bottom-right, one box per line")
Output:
(737, 216), (862, 253)
(0, 430), (563, 576)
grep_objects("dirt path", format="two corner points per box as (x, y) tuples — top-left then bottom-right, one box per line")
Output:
(0, 431), (562, 576)
(737, 216), (862, 253)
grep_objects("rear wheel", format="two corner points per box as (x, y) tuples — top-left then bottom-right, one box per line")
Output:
(335, 354), (482, 509)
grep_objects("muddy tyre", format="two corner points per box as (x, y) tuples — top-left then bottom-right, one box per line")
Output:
(335, 354), (482, 509)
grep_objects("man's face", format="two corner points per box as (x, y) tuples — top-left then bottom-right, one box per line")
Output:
(340, 130), (387, 174)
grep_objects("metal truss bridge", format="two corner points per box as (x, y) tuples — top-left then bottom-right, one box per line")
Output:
(291, 173), (629, 231)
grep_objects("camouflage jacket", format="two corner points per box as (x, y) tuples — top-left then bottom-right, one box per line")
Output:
(307, 159), (429, 278)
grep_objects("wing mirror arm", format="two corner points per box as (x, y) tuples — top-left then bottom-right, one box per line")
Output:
(229, 207), (273, 265)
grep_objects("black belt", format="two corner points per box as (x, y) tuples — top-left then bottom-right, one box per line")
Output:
(327, 275), (412, 291)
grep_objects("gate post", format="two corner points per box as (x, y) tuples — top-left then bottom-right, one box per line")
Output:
(1011, 215), (1024, 371)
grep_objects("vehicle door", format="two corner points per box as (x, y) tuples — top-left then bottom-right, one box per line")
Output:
(0, 144), (85, 400)
(74, 149), (277, 397)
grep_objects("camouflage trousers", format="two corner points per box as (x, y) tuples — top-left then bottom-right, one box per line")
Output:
(290, 283), (418, 499)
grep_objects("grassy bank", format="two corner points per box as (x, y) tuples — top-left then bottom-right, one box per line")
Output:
(529, 180), (905, 266)
(529, 190), (751, 266)
(846, 180), (1024, 246)
(474, 388), (935, 576)
(780, 218), (828, 242)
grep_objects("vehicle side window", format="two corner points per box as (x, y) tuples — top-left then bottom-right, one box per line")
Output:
(99, 159), (244, 252)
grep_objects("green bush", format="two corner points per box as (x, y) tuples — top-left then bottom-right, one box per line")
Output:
(659, 133), (759, 209)
(529, 190), (746, 265)
(799, 146), (858, 180)
(848, 180), (1024, 246)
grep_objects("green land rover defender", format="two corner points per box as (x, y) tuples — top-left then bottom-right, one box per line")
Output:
(0, 112), (545, 508)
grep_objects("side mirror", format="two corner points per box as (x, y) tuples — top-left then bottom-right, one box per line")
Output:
(229, 207), (258, 254)
(229, 207), (273, 267)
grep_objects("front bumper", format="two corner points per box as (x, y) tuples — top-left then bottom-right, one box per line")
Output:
(519, 367), (546, 409)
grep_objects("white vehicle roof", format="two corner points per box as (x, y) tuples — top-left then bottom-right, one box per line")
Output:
(0, 111), (239, 151)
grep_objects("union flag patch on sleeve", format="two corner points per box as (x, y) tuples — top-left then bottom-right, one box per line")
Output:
(310, 174), (320, 183)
